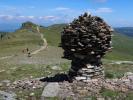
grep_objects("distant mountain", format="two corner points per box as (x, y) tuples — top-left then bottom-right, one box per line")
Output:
(21, 21), (38, 29)
(114, 27), (133, 37)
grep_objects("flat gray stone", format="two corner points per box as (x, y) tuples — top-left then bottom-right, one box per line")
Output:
(75, 76), (87, 80)
(0, 91), (16, 100)
(124, 72), (133, 76)
(97, 98), (105, 100)
(41, 82), (60, 99)
(2, 80), (11, 83)
(86, 65), (94, 69)
(51, 66), (61, 70)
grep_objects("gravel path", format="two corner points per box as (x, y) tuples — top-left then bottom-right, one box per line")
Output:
(31, 26), (48, 55)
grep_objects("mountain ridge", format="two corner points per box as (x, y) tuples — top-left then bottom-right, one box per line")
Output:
(114, 27), (133, 37)
(0, 22), (133, 60)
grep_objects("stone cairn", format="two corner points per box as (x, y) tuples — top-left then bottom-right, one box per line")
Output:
(61, 12), (113, 81)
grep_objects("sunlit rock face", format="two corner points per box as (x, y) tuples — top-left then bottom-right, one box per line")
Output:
(61, 12), (113, 81)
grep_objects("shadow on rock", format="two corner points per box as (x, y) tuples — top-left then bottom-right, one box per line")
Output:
(40, 73), (72, 82)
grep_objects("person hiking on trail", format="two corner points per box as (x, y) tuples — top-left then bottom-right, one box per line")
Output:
(26, 48), (31, 57)
(0, 34), (3, 40)
(26, 48), (29, 52)
(22, 48), (29, 53)
(27, 52), (31, 57)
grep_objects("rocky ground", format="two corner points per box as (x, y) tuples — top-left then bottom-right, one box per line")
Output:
(58, 72), (133, 99)
(0, 72), (133, 100)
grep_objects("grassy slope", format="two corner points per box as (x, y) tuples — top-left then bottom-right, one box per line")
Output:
(0, 24), (69, 81)
(40, 24), (67, 46)
(105, 32), (133, 60)
(0, 29), (43, 56)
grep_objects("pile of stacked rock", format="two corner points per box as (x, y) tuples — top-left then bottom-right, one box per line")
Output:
(61, 12), (113, 81)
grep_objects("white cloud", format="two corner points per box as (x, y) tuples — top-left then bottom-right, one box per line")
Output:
(16, 16), (35, 20)
(55, 7), (70, 11)
(27, 16), (35, 19)
(0, 15), (14, 20)
(95, 8), (113, 13)
(0, 14), (59, 21)
(87, 8), (113, 15)
(0, 15), (29, 21)
(39, 16), (58, 21)
(18, 16), (25, 18)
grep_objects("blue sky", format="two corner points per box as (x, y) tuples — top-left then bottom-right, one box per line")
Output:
(0, 0), (133, 30)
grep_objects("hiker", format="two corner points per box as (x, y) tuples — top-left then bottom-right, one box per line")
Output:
(27, 52), (31, 57)
(0, 34), (3, 40)
(26, 48), (29, 52)
(22, 48), (29, 53)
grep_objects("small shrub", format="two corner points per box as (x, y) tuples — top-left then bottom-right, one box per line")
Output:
(105, 71), (114, 78)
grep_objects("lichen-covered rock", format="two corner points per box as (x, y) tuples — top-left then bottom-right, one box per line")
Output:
(61, 12), (113, 61)
(61, 12), (113, 80)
